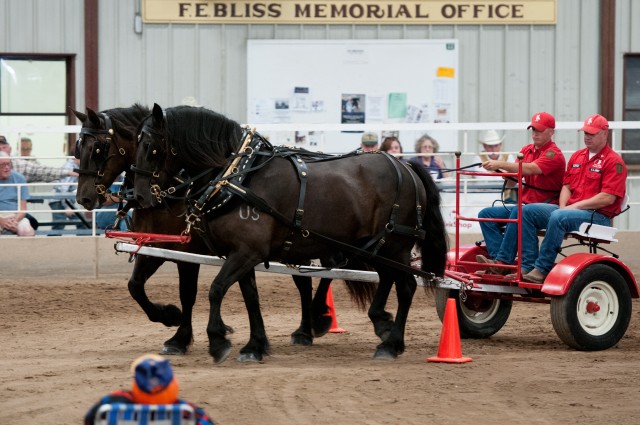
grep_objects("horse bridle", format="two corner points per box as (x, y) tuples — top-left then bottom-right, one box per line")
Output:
(73, 113), (128, 198)
(130, 112), (184, 202)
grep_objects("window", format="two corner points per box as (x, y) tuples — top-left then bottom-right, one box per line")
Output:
(623, 54), (640, 165)
(0, 54), (75, 165)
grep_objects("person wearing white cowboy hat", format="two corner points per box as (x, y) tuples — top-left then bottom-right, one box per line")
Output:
(468, 129), (513, 176)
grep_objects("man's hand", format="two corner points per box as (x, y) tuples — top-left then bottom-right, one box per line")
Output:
(482, 160), (502, 172)
(0, 215), (19, 232)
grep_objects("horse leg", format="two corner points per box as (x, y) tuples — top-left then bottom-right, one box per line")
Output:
(161, 262), (200, 355)
(237, 270), (270, 362)
(290, 275), (314, 346)
(367, 274), (395, 341)
(128, 256), (182, 327)
(207, 256), (264, 364)
(373, 270), (417, 360)
(311, 278), (333, 338)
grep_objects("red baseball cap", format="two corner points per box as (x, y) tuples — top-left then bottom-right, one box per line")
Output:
(527, 112), (556, 131)
(580, 114), (609, 134)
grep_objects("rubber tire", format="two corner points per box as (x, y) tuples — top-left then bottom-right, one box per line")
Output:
(550, 264), (632, 351)
(435, 288), (512, 339)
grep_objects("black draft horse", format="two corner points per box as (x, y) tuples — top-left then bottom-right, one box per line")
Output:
(72, 105), (344, 358)
(133, 104), (448, 363)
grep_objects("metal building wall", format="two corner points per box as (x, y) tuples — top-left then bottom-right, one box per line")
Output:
(0, 0), (626, 153)
(93, 0), (603, 153)
(616, 0), (640, 118)
(0, 0), (85, 104)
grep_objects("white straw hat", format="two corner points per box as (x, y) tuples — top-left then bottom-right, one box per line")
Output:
(478, 129), (504, 146)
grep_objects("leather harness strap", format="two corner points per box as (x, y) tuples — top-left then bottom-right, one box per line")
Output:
(219, 180), (434, 280)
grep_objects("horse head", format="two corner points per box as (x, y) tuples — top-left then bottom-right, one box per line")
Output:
(72, 105), (147, 210)
(133, 103), (243, 208)
(133, 103), (181, 208)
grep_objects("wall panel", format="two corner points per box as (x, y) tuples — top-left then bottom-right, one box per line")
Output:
(0, 0), (633, 154)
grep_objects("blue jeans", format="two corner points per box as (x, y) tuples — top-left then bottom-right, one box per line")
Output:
(479, 203), (559, 272)
(96, 209), (132, 230)
(533, 208), (611, 274)
(478, 205), (518, 261)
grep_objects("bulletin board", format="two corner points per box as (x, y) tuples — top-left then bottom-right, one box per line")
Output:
(247, 39), (458, 153)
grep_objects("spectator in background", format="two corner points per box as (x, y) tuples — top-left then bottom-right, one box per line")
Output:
(0, 152), (35, 236)
(359, 132), (379, 152)
(0, 134), (76, 183)
(20, 137), (40, 163)
(49, 157), (82, 231)
(95, 176), (132, 231)
(84, 354), (215, 425)
(468, 129), (514, 174)
(380, 136), (403, 157)
(407, 134), (450, 179)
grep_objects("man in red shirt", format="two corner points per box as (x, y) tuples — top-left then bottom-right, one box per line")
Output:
(477, 112), (566, 275)
(522, 114), (627, 283)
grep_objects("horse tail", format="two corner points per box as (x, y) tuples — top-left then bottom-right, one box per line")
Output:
(343, 257), (377, 310)
(407, 163), (449, 280)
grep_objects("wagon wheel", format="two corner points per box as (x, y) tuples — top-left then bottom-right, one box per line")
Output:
(435, 288), (512, 338)
(550, 264), (632, 351)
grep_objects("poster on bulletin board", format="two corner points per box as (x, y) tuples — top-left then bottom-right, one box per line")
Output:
(247, 39), (458, 153)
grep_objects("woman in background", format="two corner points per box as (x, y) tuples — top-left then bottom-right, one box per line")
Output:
(380, 136), (403, 156)
(407, 134), (450, 179)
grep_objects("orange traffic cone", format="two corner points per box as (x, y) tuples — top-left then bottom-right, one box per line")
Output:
(427, 298), (472, 363)
(326, 285), (345, 333)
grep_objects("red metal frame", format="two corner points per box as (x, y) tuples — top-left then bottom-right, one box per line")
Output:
(452, 153), (523, 278)
(105, 230), (191, 245)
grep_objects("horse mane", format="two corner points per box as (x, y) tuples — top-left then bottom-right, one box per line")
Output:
(105, 103), (150, 141)
(164, 106), (243, 171)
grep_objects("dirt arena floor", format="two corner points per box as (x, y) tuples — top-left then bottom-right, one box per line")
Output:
(2, 266), (640, 425)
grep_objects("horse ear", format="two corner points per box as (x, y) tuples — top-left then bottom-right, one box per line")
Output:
(152, 103), (164, 123)
(87, 108), (101, 126)
(69, 107), (87, 123)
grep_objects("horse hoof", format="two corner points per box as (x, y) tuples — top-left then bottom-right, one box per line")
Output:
(373, 347), (397, 360)
(290, 335), (313, 346)
(212, 345), (232, 364)
(237, 352), (262, 363)
(161, 345), (187, 356)
(312, 316), (332, 338)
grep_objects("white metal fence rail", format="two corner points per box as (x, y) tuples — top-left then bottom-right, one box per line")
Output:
(2, 121), (639, 235)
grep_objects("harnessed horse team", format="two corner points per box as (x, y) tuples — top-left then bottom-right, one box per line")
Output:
(73, 103), (448, 364)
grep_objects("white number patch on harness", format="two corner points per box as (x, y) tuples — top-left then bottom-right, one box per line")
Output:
(239, 206), (260, 221)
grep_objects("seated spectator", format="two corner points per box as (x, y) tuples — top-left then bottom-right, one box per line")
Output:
(95, 178), (133, 230)
(0, 134), (75, 183)
(20, 136), (40, 163)
(380, 136), (403, 157)
(84, 354), (214, 425)
(95, 200), (132, 230)
(0, 151), (35, 236)
(359, 132), (379, 152)
(49, 157), (83, 231)
(468, 130), (515, 175)
(406, 134), (450, 179)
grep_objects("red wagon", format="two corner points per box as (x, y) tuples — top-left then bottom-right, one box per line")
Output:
(437, 153), (639, 351)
